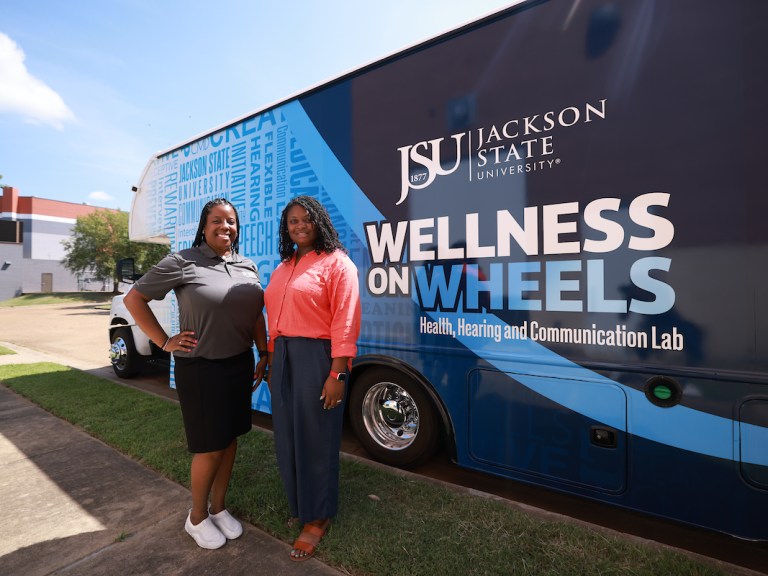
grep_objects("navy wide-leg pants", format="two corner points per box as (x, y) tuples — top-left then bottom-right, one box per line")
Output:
(270, 337), (345, 523)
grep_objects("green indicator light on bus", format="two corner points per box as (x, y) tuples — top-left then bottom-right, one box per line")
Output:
(653, 386), (673, 401)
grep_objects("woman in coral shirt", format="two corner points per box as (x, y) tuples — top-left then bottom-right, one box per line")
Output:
(264, 195), (361, 562)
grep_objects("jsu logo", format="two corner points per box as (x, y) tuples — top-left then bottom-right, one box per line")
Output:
(397, 133), (465, 205)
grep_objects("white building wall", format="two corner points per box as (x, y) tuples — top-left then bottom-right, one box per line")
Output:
(22, 260), (80, 293)
(0, 244), (24, 301)
(28, 232), (69, 260)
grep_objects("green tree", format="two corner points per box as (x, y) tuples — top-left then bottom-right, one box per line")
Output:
(62, 210), (169, 292)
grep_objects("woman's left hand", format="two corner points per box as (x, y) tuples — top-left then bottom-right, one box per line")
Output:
(320, 376), (345, 410)
(253, 356), (269, 389)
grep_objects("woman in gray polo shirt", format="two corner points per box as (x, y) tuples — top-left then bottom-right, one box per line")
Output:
(125, 198), (267, 550)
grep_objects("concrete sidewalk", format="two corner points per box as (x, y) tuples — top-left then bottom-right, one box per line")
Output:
(0, 344), (343, 576)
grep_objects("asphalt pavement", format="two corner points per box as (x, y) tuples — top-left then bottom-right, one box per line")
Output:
(0, 342), (343, 576)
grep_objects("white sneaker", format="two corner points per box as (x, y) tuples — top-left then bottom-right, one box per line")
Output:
(185, 511), (226, 549)
(208, 508), (243, 539)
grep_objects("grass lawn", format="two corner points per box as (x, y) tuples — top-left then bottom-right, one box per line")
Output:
(0, 292), (115, 307)
(0, 362), (727, 576)
(0, 344), (16, 355)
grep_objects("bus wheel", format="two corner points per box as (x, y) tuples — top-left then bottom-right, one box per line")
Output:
(349, 367), (440, 468)
(110, 327), (139, 378)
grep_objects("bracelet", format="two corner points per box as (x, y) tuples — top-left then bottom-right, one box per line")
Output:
(258, 349), (268, 358)
(161, 336), (171, 351)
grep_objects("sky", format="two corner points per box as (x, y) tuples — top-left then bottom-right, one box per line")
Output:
(0, 0), (516, 212)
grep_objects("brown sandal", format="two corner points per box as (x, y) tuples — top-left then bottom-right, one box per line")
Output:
(290, 519), (330, 562)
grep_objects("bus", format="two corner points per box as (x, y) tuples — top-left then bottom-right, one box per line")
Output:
(124, 0), (768, 541)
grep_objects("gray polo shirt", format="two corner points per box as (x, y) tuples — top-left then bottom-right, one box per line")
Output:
(134, 243), (264, 359)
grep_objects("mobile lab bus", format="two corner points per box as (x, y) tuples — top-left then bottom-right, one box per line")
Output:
(126, 0), (768, 540)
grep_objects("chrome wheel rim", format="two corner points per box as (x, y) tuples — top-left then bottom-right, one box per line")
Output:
(361, 381), (419, 451)
(110, 337), (128, 370)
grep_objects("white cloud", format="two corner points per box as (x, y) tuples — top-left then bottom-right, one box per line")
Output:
(0, 33), (75, 130)
(88, 190), (113, 202)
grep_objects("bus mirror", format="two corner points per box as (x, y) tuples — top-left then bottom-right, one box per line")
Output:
(117, 258), (139, 284)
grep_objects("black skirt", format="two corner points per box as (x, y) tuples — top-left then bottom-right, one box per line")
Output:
(173, 348), (254, 453)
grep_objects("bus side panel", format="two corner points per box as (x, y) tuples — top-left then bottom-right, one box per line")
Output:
(741, 399), (768, 489)
(468, 369), (627, 493)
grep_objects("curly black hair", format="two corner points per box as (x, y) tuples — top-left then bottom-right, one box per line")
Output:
(192, 198), (241, 254)
(278, 195), (347, 261)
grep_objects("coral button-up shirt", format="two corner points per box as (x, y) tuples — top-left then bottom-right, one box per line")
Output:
(264, 249), (361, 360)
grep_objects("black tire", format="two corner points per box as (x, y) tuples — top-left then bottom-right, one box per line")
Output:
(349, 366), (440, 468)
(110, 327), (139, 378)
